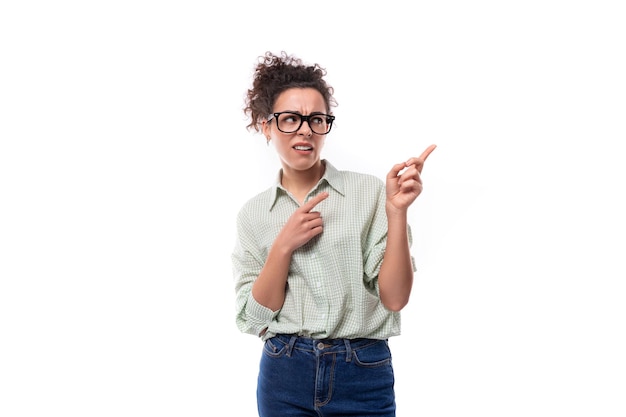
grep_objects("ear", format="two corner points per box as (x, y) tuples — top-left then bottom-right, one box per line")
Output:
(261, 119), (271, 139)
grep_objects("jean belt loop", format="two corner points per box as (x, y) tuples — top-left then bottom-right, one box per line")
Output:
(344, 339), (352, 362)
(286, 335), (297, 357)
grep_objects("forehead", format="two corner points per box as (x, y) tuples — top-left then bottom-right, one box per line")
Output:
(274, 88), (326, 112)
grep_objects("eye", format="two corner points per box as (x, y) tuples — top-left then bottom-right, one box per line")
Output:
(310, 115), (325, 125)
(280, 114), (300, 124)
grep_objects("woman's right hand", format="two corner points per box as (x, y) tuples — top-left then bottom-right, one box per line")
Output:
(275, 192), (329, 253)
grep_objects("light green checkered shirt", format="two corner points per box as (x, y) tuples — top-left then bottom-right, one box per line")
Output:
(232, 160), (416, 341)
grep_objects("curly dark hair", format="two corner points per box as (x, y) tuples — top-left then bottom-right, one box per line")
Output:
(243, 51), (337, 133)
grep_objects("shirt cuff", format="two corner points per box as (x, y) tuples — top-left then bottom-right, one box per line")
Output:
(245, 295), (279, 334)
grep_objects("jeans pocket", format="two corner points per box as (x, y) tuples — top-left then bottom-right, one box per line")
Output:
(353, 340), (392, 368)
(262, 337), (290, 358)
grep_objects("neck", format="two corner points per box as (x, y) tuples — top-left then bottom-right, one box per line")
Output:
(281, 160), (325, 203)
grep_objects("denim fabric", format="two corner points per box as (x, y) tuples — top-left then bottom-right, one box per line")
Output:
(257, 334), (396, 417)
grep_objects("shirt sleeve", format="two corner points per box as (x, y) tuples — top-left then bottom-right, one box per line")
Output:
(231, 208), (279, 337)
(362, 183), (388, 289)
(362, 183), (417, 291)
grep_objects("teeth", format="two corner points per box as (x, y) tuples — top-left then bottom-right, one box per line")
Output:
(294, 146), (312, 150)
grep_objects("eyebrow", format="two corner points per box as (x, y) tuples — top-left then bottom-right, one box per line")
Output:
(275, 110), (328, 115)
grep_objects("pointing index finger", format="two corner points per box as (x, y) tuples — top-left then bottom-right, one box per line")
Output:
(302, 191), (329, 212)
(406, 144), (437, 172)
(419, 144), (437, 162)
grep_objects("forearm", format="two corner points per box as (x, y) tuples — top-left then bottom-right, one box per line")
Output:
(378, 207), (414, 311)
(251, 239), (293, 312)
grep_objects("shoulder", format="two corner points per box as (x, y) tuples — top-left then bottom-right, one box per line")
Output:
(324, 160), (384, 195)
(337, 169), (384, 196)
(341, 169), (382, 185)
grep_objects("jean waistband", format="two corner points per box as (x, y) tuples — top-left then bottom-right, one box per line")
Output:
(272, 334), (386, 361)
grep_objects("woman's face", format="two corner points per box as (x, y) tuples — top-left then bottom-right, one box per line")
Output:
(262, 87), (329, 175)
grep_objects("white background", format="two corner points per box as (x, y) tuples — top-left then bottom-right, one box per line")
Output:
(1, 1), (625, 416)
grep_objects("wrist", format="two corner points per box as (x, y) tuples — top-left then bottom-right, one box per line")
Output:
(385, 202), (408, 219)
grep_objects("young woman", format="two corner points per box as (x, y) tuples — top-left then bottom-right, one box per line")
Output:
(232, 51), (436, 416)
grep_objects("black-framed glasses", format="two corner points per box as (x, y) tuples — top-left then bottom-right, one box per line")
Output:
(267, 112), (335, 135)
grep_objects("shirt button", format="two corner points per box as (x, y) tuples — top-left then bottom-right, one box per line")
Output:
(317, 342), (325, 350)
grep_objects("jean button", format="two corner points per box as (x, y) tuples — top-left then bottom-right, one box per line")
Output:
(317, 342), (325, 350)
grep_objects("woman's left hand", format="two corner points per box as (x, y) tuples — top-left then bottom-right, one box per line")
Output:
(386, 144), (437, 212)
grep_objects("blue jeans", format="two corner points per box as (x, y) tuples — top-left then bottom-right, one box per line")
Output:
(257, 334), (396, 417)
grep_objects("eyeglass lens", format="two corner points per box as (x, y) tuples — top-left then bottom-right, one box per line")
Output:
(276, 113), (332, 134)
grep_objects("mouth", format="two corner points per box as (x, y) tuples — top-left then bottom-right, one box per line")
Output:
(293, 144), (313, 151)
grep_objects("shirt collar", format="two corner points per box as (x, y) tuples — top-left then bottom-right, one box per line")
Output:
(268, 160), (345, 211)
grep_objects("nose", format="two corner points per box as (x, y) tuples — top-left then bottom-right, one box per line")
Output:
(297, 119), (313, 137)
